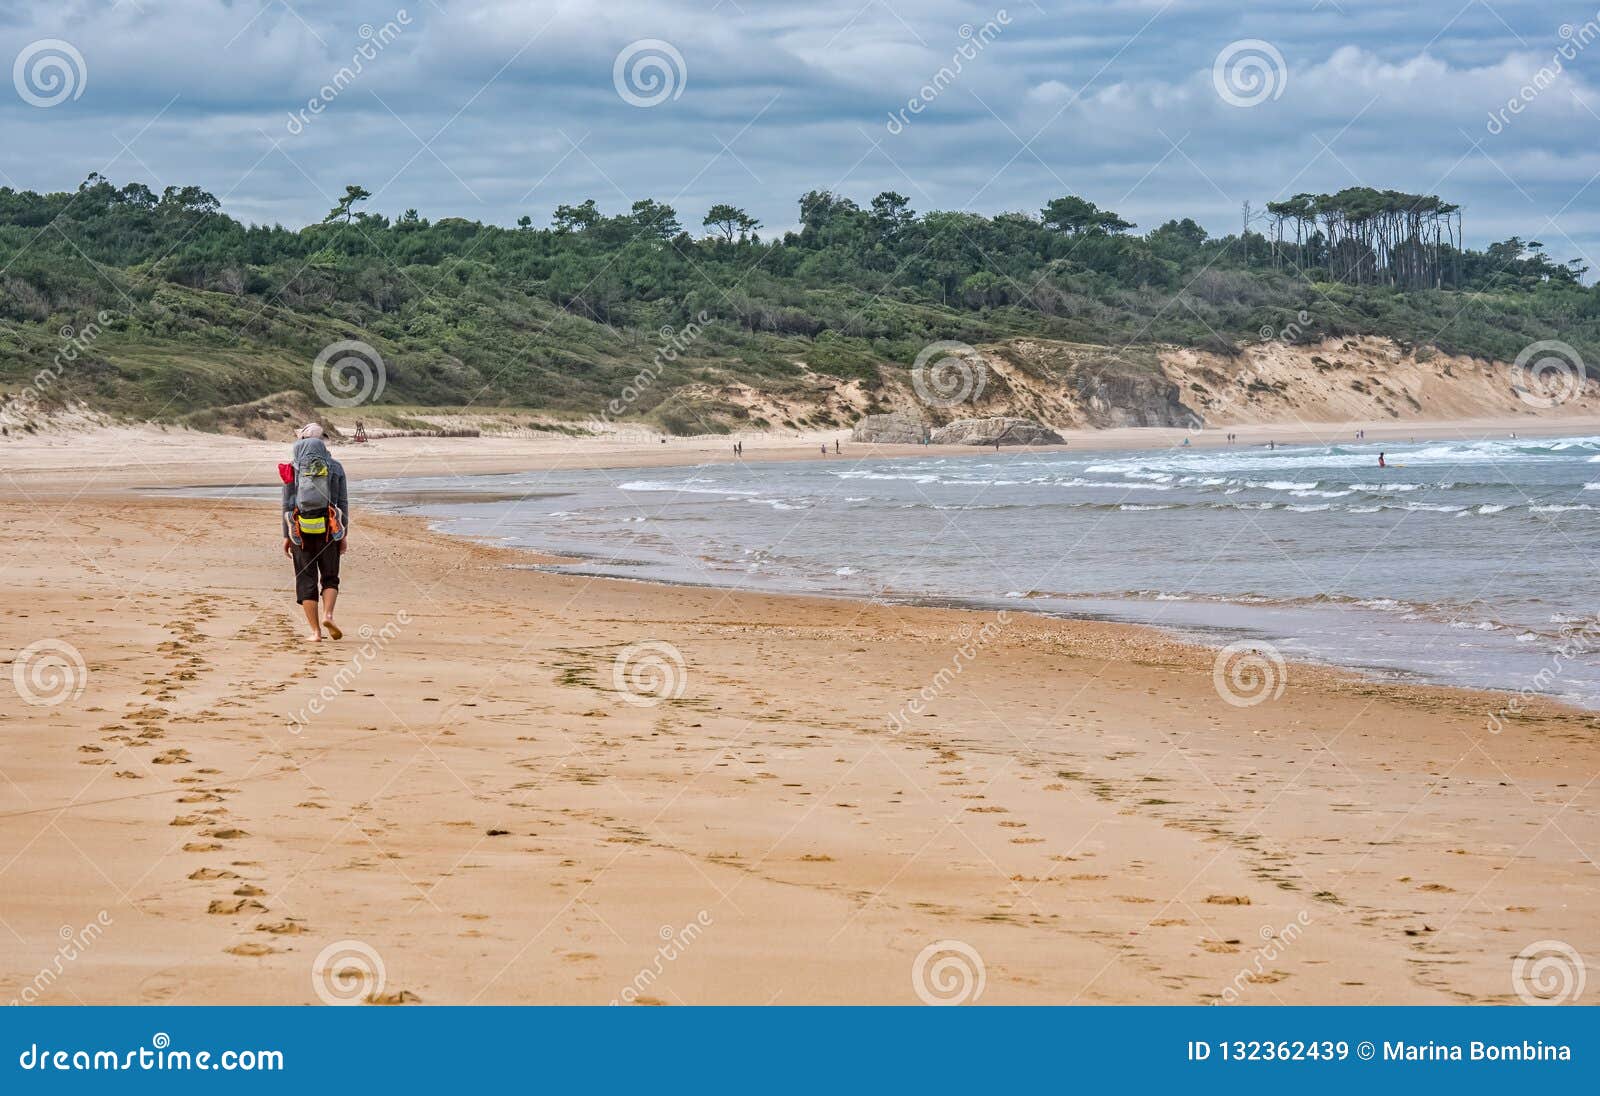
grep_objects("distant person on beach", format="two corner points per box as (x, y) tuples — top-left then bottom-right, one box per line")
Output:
(280, 424), (348, 643)
(834, 439), (840, 454)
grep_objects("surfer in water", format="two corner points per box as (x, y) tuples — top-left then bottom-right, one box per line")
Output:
(1378, 452), (1387, 468)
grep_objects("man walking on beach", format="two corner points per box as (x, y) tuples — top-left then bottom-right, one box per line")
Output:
(281, 423), (349, 643)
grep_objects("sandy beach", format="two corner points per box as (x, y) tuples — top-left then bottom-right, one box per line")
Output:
(5, 410), (1600, 489)
(2, 422), (1597, 1005)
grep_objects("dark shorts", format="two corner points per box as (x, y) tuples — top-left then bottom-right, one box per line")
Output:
(291, 533), (341, 602)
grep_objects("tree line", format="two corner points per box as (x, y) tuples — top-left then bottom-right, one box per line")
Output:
(0, 173), (1593, 425)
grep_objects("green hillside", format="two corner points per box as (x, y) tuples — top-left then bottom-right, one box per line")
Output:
(1, 175), (1594, 434)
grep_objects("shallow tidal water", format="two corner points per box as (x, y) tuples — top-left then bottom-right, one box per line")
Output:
(246, 434), (1600, 707)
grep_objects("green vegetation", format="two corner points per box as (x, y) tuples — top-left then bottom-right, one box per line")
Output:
(1, 174), (1595, 432)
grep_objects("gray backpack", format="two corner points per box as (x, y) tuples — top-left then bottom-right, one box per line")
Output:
(294, 455), (334, 523)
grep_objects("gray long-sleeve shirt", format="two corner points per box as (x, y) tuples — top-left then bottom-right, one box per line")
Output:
(281, 437), (349, 542)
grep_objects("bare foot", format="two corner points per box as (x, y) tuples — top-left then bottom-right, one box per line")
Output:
(323, 619), (342, 640)
(304, 631), (323, 643)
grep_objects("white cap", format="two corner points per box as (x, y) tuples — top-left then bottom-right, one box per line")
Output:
(298, 423), (324, 439)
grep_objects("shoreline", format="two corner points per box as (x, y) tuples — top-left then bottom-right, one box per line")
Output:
(51, 412), (1600, 716)
(5, 411), (1600, 490)
(155, 458), (1600, 724)
(2, 421), (1598, 1004)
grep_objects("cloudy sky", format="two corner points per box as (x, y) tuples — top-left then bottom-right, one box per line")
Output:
(2, 0), (1596, 266)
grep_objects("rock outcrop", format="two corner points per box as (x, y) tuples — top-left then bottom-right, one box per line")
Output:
(1071, 369), (1200, 428)
(850, 412), (928, 444)
(928, 417), (1064, 446)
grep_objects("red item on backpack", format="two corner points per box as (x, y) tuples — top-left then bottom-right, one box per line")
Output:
(277, 462), (295, 484)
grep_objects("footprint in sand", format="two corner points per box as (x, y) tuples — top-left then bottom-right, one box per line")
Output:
(224, 942), (277, 957)
(207, 899), (267, 915)
(188, 868), (237, 880)
(365, 990), (422, 1005)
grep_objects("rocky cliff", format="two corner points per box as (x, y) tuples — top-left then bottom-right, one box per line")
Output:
(850, 412), (928, 444)
(928, 417), (1065, 446)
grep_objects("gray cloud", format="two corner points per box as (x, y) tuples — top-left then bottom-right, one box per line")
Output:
(0, 0), (1593, 269)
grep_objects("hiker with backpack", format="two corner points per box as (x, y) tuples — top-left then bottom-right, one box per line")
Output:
(280, 423), (349, 642)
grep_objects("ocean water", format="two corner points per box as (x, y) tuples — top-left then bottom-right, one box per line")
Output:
(339, 436), (1600, 706)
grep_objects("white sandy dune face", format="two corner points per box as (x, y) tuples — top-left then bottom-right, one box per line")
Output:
(852, 335), (1600, 433)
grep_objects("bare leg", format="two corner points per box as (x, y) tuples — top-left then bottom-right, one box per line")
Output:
(321, 588), (341, 639)
(300, 599), (322, 641)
